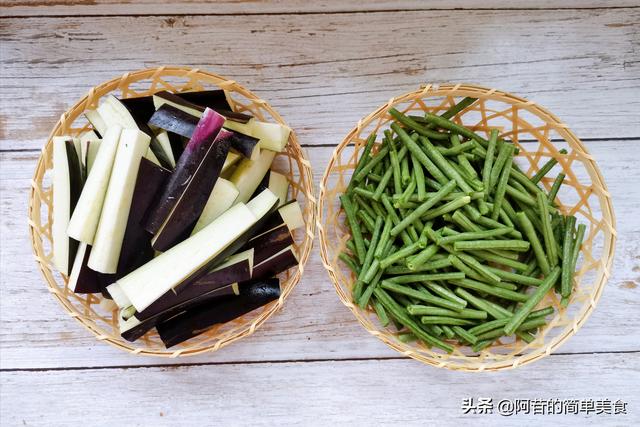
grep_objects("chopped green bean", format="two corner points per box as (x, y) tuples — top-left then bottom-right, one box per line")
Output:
(421, 137), (474, 193)
(564, 223), (586, 298)
(388, 272), (465, 284)
(537, 192), (558, 267)
(340, 194), (366, 263)
(391, 123), (449, 185)
(391, 180), (457, 237)
(548, 173), (566, 203)
(530, 149), (567, 184)
(373, 288), (454, 353)
(379, 241), (423, 269)
(560, 216), (576, 297)
(386, 257), (452, 274)
(406, 245), (439, 271)
(452, 326), (478, 344)
(421, 112), (489, 147)
(452, 278), (529, 302)
(504, 267), (560, 335)
(407, 305), (487, 319)
(372, 298), (389, 326)
(453, 239), (530, 252)
(515, 211), (551, 275)
(420, 316), (476, 326)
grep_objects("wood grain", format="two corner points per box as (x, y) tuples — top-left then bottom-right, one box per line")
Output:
(2, 1), (638, 17)
(2, 353), (639, 426)
(1, 9), (639, 151)
(2, 140), (639, 369)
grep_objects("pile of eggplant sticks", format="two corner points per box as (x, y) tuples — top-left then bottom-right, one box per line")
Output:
(52, 89), (304, 347)
(340, 99), (585, 353)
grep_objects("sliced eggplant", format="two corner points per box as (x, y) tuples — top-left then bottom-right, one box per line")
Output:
(116, 158), (170, 278)
(68, 243), (101, 293)
(157, 278), (281, 348)
(119, 95), (156, 125)
(251, 200), (305, 238)
(242, 224), (293, 265)
(151, 129), (232, 252)
(230, 149), (276, 204)
(144, 108), (226, 235)
(117, 197), (273, 312)
(88, 129), (151, 274)
(149, 104), (258, 159)
(191, 178), (239, 235)
(119, 282), (239, 342)
(84, 109), (106, 137)
(179, 189), (278, 282)
(67, 126), (122, 244)
(149, 104), (199, 138)
(252, 245), (298, 281)
(269, 171), (289, 206)
(133, 251), (252, 321)
(252, 121), (291, 152)
(153, 130), (176, 168)
(52, 137), (83, 276)
(153, 90), (206, 118)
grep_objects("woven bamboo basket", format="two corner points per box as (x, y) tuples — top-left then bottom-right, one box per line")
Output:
(29, 66), (316, 357)
(318, 84), (616, 371)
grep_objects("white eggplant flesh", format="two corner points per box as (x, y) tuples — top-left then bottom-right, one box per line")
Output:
(278, 201), (305, 232)
(106, 283), (132, 309)
(252, 121), (291, 152)
(88, 129), (150, 273)
(99, 95), (138, 129)
(67, 126), (122, 244)
(230, 149), (276, 204)
(221, 151), (241, 174)
(84, 109), (107, 136)
(191, 178), (239, 235)
(223, 118), (253, 135)
(153, 94), (203, 118)
(153, 130), (176, 168)
(268, 171), (289, 206)
(86, 139), (102, 173)
(117, 202), (260, 312)
(52, 136), (82, 275)
(80, 130), (100, 144)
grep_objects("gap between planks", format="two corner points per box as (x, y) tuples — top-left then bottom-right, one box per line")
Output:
(2, 350), (639, 373)
(2, 137), (640, 154)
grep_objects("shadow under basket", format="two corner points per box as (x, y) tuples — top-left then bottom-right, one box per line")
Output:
(317, 83), (615, 371)
(29, 66), (316, 357)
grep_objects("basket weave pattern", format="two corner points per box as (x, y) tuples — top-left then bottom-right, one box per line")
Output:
(318, 84), (615, 371)
(29, 67), (316, 357)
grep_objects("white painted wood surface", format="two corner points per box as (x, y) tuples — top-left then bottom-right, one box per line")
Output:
(0, 2), (639, 425)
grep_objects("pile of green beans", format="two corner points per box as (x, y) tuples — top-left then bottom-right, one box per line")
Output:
(339, 98), (585, 353)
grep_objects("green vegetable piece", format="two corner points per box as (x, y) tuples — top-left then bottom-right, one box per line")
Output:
(504, 267), (560, 335)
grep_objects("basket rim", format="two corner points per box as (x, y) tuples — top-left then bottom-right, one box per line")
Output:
(316, 82), (616, 371)
(28, 66), (317, 357)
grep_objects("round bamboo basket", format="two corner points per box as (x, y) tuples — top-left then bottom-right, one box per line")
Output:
(29, 66), (316, 357)
(317, 84), (615, 371)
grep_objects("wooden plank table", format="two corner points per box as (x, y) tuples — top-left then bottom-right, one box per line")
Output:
(1, 2), (639, 425)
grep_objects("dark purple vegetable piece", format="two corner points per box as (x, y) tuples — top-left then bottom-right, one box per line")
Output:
(227, 130), (259, 158)
(157, 278), (281, 347)
(175, 91), (254, 123)
(151, 129), (232, 251)
(71, 245), (101, 293)
(133, 258), (250, 321)
(144, 108), (225, 235)
(65, 140), (83, 274)
(148, 104), (199, 138)
(173, 196), (280, 293)
(167, 131), (186, 160)
(241, 224), (293, 265)
(255, 200), (296, 234)
(116, 158), (170, 278)
(120, 95), (156, 125)
(121, 284), (236, 342)
(252, 248), (298, 281)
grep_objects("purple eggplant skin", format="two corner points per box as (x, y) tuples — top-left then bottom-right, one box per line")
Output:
(167, 131), (186, 160)
(242, 224), (293, 265)
(133, 259), (250, 321)
(255, 200), (295, 234)
(65, 140), (83, 275)
(173, 196), (279, 293)
(120, 95), (156, 125)
(144, 108), (226, 234)
(148, 104), (199, 138)
(116, 158), (171, 278)
(72, 245), (102, 293)
(227, 130), (259, 158)
(122, 284), (236, 342)
(151, 129), (232, 252)
(157, 278), (281, 348)
(252, 249), (298, 281)
(174, 90), (232, 114)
